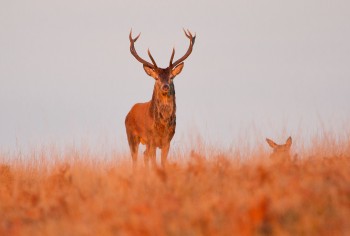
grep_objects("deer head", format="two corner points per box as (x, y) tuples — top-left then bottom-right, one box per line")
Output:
(129, 29), (196, 97)
(266, 136), (292, 160)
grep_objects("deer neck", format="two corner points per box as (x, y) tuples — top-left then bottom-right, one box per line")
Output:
(150, 83), (176, 126)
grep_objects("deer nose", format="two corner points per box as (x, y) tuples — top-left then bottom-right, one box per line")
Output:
(162, 84), (170, 92)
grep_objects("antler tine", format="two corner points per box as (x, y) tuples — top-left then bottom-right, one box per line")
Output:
(183, 29), (196, 41)
(183, 28), (191, 38)
(129, 29), (156, 69)
(147, 49), (158, 68)
(185, 29), (196, 45)
(169, 47), (175, 67)
(129, 29), (141, 42)
(170, 29), (196, 68)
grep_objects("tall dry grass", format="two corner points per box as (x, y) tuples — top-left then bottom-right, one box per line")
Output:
(1, 136), (350, 236)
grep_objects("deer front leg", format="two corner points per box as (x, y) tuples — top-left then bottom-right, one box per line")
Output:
(144, 144), (157, 169)
(161, 144), (170, 168)
(144, 147), (150, 169)
(149, 145), (157, 168)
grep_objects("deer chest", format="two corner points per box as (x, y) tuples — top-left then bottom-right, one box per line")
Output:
(151, 117), (176, 147)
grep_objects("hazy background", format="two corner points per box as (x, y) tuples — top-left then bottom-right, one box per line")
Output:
(1, 0), (349, 154)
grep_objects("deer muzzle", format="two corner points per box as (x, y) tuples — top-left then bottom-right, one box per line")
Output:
(161, 84), (170, 92)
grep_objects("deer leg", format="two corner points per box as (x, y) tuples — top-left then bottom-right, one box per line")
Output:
(144, 143), (157, 169)
(148, 144), (157, 168)
(127, 134), (139, 169)
(143, 148), (150, 169)
(131, 147), (139, 170)
(161, 144), (170, 168)
(151, 149), (157, 168)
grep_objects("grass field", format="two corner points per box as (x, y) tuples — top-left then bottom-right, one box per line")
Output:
(1, 136), (350, 236)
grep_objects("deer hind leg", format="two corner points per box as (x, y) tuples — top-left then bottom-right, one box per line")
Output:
(127, 134), (139, 168)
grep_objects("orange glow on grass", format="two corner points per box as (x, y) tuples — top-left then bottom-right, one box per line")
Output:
(0, 135), (350, 235)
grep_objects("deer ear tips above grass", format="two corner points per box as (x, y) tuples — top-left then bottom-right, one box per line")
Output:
(266, 138), (277, 148)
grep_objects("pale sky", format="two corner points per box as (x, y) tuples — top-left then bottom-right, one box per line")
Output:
(1, 1), (350, 154)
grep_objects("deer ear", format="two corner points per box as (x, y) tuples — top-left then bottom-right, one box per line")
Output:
(143, 65), (157, 79)
(266, 138), (277, 148)
(285, 136), (292, 147)
(171, 62), (184, 77)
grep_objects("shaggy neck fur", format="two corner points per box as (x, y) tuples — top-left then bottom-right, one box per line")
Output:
(149, 83), (176, 128)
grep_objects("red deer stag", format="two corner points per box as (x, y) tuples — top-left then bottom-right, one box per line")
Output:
(125, 29), (196, 168)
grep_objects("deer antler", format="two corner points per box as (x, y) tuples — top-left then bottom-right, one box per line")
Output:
(169, 29), (196, 68)
(129, 29), (158, 68)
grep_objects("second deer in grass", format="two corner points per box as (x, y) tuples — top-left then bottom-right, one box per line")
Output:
(125, 29), (196, 168)
(266, 136), (292, 161)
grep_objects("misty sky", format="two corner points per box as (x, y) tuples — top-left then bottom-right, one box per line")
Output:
(1, 1), (350, 154)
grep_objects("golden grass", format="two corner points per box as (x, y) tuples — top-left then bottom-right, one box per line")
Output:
(1, 139), (350, 236)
